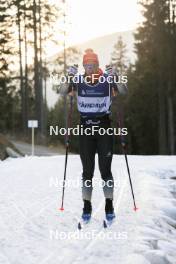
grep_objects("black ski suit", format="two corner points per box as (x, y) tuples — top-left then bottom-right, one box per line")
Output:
(79, 114), (114, 201)
(68, 73), (119, 202)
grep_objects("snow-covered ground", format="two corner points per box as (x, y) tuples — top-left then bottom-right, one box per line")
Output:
(0, 155), (176, 264)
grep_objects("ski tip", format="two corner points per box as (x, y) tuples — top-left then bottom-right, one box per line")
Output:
(134, 207), (139, 211)
(103, 220), (107, 228)
(59, 207), (64, 211)
(78, 222), (82, 230)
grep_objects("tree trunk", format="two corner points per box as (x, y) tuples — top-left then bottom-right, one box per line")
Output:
(167, 0), (175, 155)
(24, 1), (28, 134)
(167, 93), (175, 154)
(158, 80), (168, 154)
(17, 2), (25, 132)
(33, 0), (43, 139)
(38, 0), (44, 138)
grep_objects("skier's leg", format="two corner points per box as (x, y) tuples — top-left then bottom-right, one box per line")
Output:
(97, 132), (114, 200)
(79, 132), (97, 203)
(97, 131), (115, 220)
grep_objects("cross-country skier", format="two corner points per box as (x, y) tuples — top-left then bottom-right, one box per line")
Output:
(60, 48), (127, 222)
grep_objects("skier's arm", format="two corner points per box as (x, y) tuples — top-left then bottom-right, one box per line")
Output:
(68, 82), (77, 96)
(58, 65), (78, 96)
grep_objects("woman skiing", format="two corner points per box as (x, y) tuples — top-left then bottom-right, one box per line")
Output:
(61, 48), (127, 222)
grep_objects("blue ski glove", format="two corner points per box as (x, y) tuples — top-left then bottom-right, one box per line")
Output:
(67, 64), (78, 76)
(105, 65), (117, 76)
(59, 64), (78, 96)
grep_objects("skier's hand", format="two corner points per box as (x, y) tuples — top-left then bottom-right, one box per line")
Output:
(67, 64), (78, 76)
(105, 65), (117, 76)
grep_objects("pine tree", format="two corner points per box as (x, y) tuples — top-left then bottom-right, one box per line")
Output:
(130, 0), (176, 154)
(0, 0), (18, 132)
(166, 0), (176, 154)
(109, 36), (128, 154)
(111, 36), (128, 74)
(10, 0), (63, 139)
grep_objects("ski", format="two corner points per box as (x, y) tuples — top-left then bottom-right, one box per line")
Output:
(78, 218), (115, 230)
(78, 218), (91, 230)
(103, 219), (115, 228)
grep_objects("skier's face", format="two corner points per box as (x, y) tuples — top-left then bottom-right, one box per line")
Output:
(83, 62), (98, 75)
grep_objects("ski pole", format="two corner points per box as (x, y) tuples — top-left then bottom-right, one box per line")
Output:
(60, 95), (73, 211)
(123, 148), (138, 211)
(117, 109), (138, 211)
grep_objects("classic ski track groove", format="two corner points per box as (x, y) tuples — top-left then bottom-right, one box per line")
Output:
(69, 178), (128, 264)
(48, 193), (106, 264)
(41, 158), (129, 264)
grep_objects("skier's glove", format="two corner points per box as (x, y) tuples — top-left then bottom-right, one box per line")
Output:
(105, 65), (117, 76)
(67, 64), (78, 76)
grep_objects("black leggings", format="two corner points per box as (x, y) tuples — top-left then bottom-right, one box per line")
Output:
(79, 120), (114, 201)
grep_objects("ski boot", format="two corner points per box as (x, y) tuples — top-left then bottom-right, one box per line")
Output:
(105, 198), (115, 221)
(82, 200), (92, 222)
